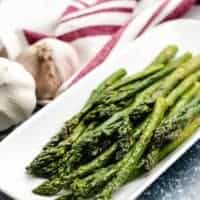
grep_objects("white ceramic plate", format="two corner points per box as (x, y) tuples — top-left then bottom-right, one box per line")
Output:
(1, 19), (200, 200)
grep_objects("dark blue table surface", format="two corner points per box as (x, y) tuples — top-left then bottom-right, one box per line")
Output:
(1, 140), (200, 200)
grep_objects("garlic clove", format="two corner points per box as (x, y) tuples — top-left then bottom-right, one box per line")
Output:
(0, 40), (8, 57)
(0, 58), (36, 131)
(16, 38), (79, 102)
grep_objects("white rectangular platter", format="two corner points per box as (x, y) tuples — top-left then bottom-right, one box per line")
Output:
(0, 19), (200, 200)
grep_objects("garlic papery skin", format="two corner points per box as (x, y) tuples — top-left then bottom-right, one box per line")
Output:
(0, 58), (36, 131)
(16, 38), (79, 103)
(0, 30), (28, 59)
(0, 40), (8, 57)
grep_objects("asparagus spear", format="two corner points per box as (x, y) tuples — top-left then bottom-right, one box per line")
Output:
(82, 63), (165, 124)
(55, 190), (86, 200)
(27, 70), (126, 177)
(84, 68), (127, 107)
(167, 82), (200, 118)
(110, 45), (179, 90)
(110, 64), (165, 90)
(149, 45), (178, 66)
(100, 64), (172, 105)
(63, 58), (189, 173)
(100, 53), (194, 107)
(67, 52), (191, 156)
(145, 99), (200, 170)
(144, 83), (200, 170)
(159, 117), (200, 159)
(70, 119), (149, 198)
(84, 74), (166, 125)
(28, 69), (126, 166)
(33, 144), (117, 196)
(65, 116), (135, 174)
(27, 122), (86, 178)
(71, 165), (118, 198)
(152, 94), (200, 149)
(30, 54), (192, 192)
(70, 75), (198, 194)
(129, 56), (200, 122)
(166, 71), (200, 107)
(85, 50), (189, 125)
(70, 154), (144, 199)
(36, 109), (149, 196)
(36, 115), (142, 197)
(36, 115), (82, 154)
(68, 54), (196, 166)
(95, 98), (168, 200)
(55, 191), (75, 200)
(70, 160), (143, 199)
(64, 100), (153, 172)
(146, 117), (200, 170)
(83, 100), (132, 124)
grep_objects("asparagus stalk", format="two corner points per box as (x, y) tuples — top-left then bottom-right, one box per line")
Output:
(149, 45), (178, 66)
(29, 48), (195, 199)
(71, 165), (118, 198)
(70, 119), (149, 198)
(154, 56), (200, 97)
(166, 71), (200, 107)
(29, 68), (126, 160)
(85, 50), (192, 126)
(68, 111), (153, 198)
(167, 82), (200, 118)
(84, 75), (165, 125)
(27, 69), (126, 177)
(79, 53), (191, 128)
(65, 116), (135, 174)
(27, 122), (86, 178)
(95, 98), (168, 200)
(55, 190), (86, 200)
(65, 96), (155, 172)
(31, 53), (192, 189)
(129, 56), (200, 122)
(83, 101), (132, 124)
(55, 191), (75, 200)
(145, 99), (200, 170)
(64, 55), (192, 173)
(159, 117), (200, 159)
(41, 115), (81, 151)
(100, 64), (171, 105)
(101, 53), (194, 106)
(33, 144), (117, 196)
(110, 45), (179, 90)
(54, 116), (149, 198)
(84, 68), (127, 106)
(83, 63), (165, 124)
(152, 94), (200, 149)
(146, 117), (200, 170)
(110, 64), (165, 90)
(145, 86), (200, 170)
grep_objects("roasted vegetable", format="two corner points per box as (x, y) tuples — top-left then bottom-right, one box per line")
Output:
(28, 46), (200, 200)
(145, 91), (200, 170)
(95, 98), (167, 200)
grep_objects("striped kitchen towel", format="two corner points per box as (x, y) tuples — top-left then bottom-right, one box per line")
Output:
(23, 0), (197, 94)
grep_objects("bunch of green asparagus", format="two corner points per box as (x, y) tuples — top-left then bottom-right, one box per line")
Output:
(27, 45), (200, 200)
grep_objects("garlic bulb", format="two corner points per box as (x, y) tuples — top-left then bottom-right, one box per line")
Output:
(0, 30), (28, 59)
(0, 58), (36, 131)
(16, 38), (79, 103)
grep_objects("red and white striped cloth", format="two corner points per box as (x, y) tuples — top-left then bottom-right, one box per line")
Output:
(24, 0), (198, 93)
